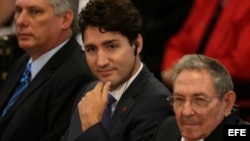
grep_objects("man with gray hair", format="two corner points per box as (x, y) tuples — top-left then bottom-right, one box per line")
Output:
(154, 54), (248, 141)
(0, 0), (95, 140)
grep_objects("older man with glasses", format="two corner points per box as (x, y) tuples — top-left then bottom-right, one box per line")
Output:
(154, 54), (249, 141)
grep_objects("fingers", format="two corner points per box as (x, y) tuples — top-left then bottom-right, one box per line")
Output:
(92, 81), (111, 99)
(77, 81), (112, 131)
(101, 81), (111, 99)
(93, 82), (105, 95)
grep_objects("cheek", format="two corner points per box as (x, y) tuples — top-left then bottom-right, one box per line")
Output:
(207, 102), (225, 119)
(38, 17), (60, 32)
(210, 104), (225, 123)
(199, 104), (225, 132)
(85, 56), (96, 70)
(173, 108), (182, 122)
(114, 50), (134, 67)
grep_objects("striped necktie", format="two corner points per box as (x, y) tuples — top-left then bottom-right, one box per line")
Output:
(1, 63), (31, 117)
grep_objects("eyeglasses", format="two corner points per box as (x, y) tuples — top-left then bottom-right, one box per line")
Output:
(167, 95), (221, 108)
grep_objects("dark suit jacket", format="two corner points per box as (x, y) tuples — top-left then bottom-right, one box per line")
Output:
(61, 65), (174, 141)
(0, 36), (96, 141)
(154, 115), (248, 141)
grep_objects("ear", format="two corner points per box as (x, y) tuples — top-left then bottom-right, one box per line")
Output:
(222, 91), (236, 117)
(134, 34), (143, 55)
(60, 10), (74, 29)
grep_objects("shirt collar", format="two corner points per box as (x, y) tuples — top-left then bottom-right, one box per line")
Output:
(181, 136), (204, 141)
(110, 62), (143, 101)
(28, 38), (70, 80)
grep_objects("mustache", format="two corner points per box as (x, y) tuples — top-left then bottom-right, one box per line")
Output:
(182, 117), (199, 125)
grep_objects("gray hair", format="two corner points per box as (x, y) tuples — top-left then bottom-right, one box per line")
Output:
(48, 0), (79, 34)
(172, 54), (234, 97)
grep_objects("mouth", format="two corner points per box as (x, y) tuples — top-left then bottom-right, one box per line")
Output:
(183, 124), (198, 128)
(98, 69), (113, 77)
(181, 121), (200, 129)
(17, 33), (32, 40)
(181, 119), (200, 126)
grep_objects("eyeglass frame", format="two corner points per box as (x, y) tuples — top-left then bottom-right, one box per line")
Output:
(166, 94), (223, 108)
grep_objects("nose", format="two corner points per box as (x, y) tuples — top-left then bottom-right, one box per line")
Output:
(97, 50), (109, 67)
(181, 100), (195, 117)
(15, 11), (28, 27)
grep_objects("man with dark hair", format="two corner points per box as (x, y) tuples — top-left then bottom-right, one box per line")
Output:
(61, 0), (173, 141)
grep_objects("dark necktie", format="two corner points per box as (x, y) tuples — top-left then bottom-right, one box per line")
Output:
(102, 93), (116, 129)
(1, 63), (31, 117)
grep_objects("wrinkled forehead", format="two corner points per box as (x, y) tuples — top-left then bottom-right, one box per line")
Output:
(173, 69), (217, 97)
(15, 0), (51, 8)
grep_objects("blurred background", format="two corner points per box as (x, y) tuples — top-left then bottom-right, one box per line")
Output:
(1, 0), (249, 122)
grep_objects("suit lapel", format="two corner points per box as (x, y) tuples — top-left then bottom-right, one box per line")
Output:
(109, 95), (135, 135)
(1, 60), (53, 121)
(0, 67), (23, 108)
(166, 117), (182, 141)
(0, 55), (29, 121)
(1, 37), (80, 121)
(108, 65), (151, 135)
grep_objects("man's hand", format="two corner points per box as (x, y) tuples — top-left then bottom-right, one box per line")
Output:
(78, 81), (111, 131)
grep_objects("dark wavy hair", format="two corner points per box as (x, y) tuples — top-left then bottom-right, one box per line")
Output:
(78, 0), (142, 44)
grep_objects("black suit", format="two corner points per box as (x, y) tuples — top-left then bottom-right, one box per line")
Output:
(0, 36), (96, 141)
(154, 115), (248, 141)
(61, 65), (174, 141)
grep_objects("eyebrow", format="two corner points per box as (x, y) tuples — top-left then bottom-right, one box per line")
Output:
(15, 4), (44, 11)
(173, 92), (207, 97)
(85, 39), (119, 48)
(101, 39), (119, 46)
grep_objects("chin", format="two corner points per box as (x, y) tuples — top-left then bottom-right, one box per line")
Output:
(99, 77), (112, 83)
(18, 42), (34, 49)
(182, 130), (204, 140)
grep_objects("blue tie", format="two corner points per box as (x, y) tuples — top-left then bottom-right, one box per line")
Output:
(1, 63), (31, 117)
(102, 93), (116, 129)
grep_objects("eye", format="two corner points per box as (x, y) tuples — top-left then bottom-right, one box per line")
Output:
(192, 96), (209, 106)
(174, 96), (185, 103)
(107, 44), (117, 50)
(15, 7), (22, 14)
(85, 46), (96, 53)
(28, 7), (43, 16)
(30, 9), (41, 14)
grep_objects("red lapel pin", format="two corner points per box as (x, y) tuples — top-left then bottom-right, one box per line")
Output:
(122, 107), (127, 112)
